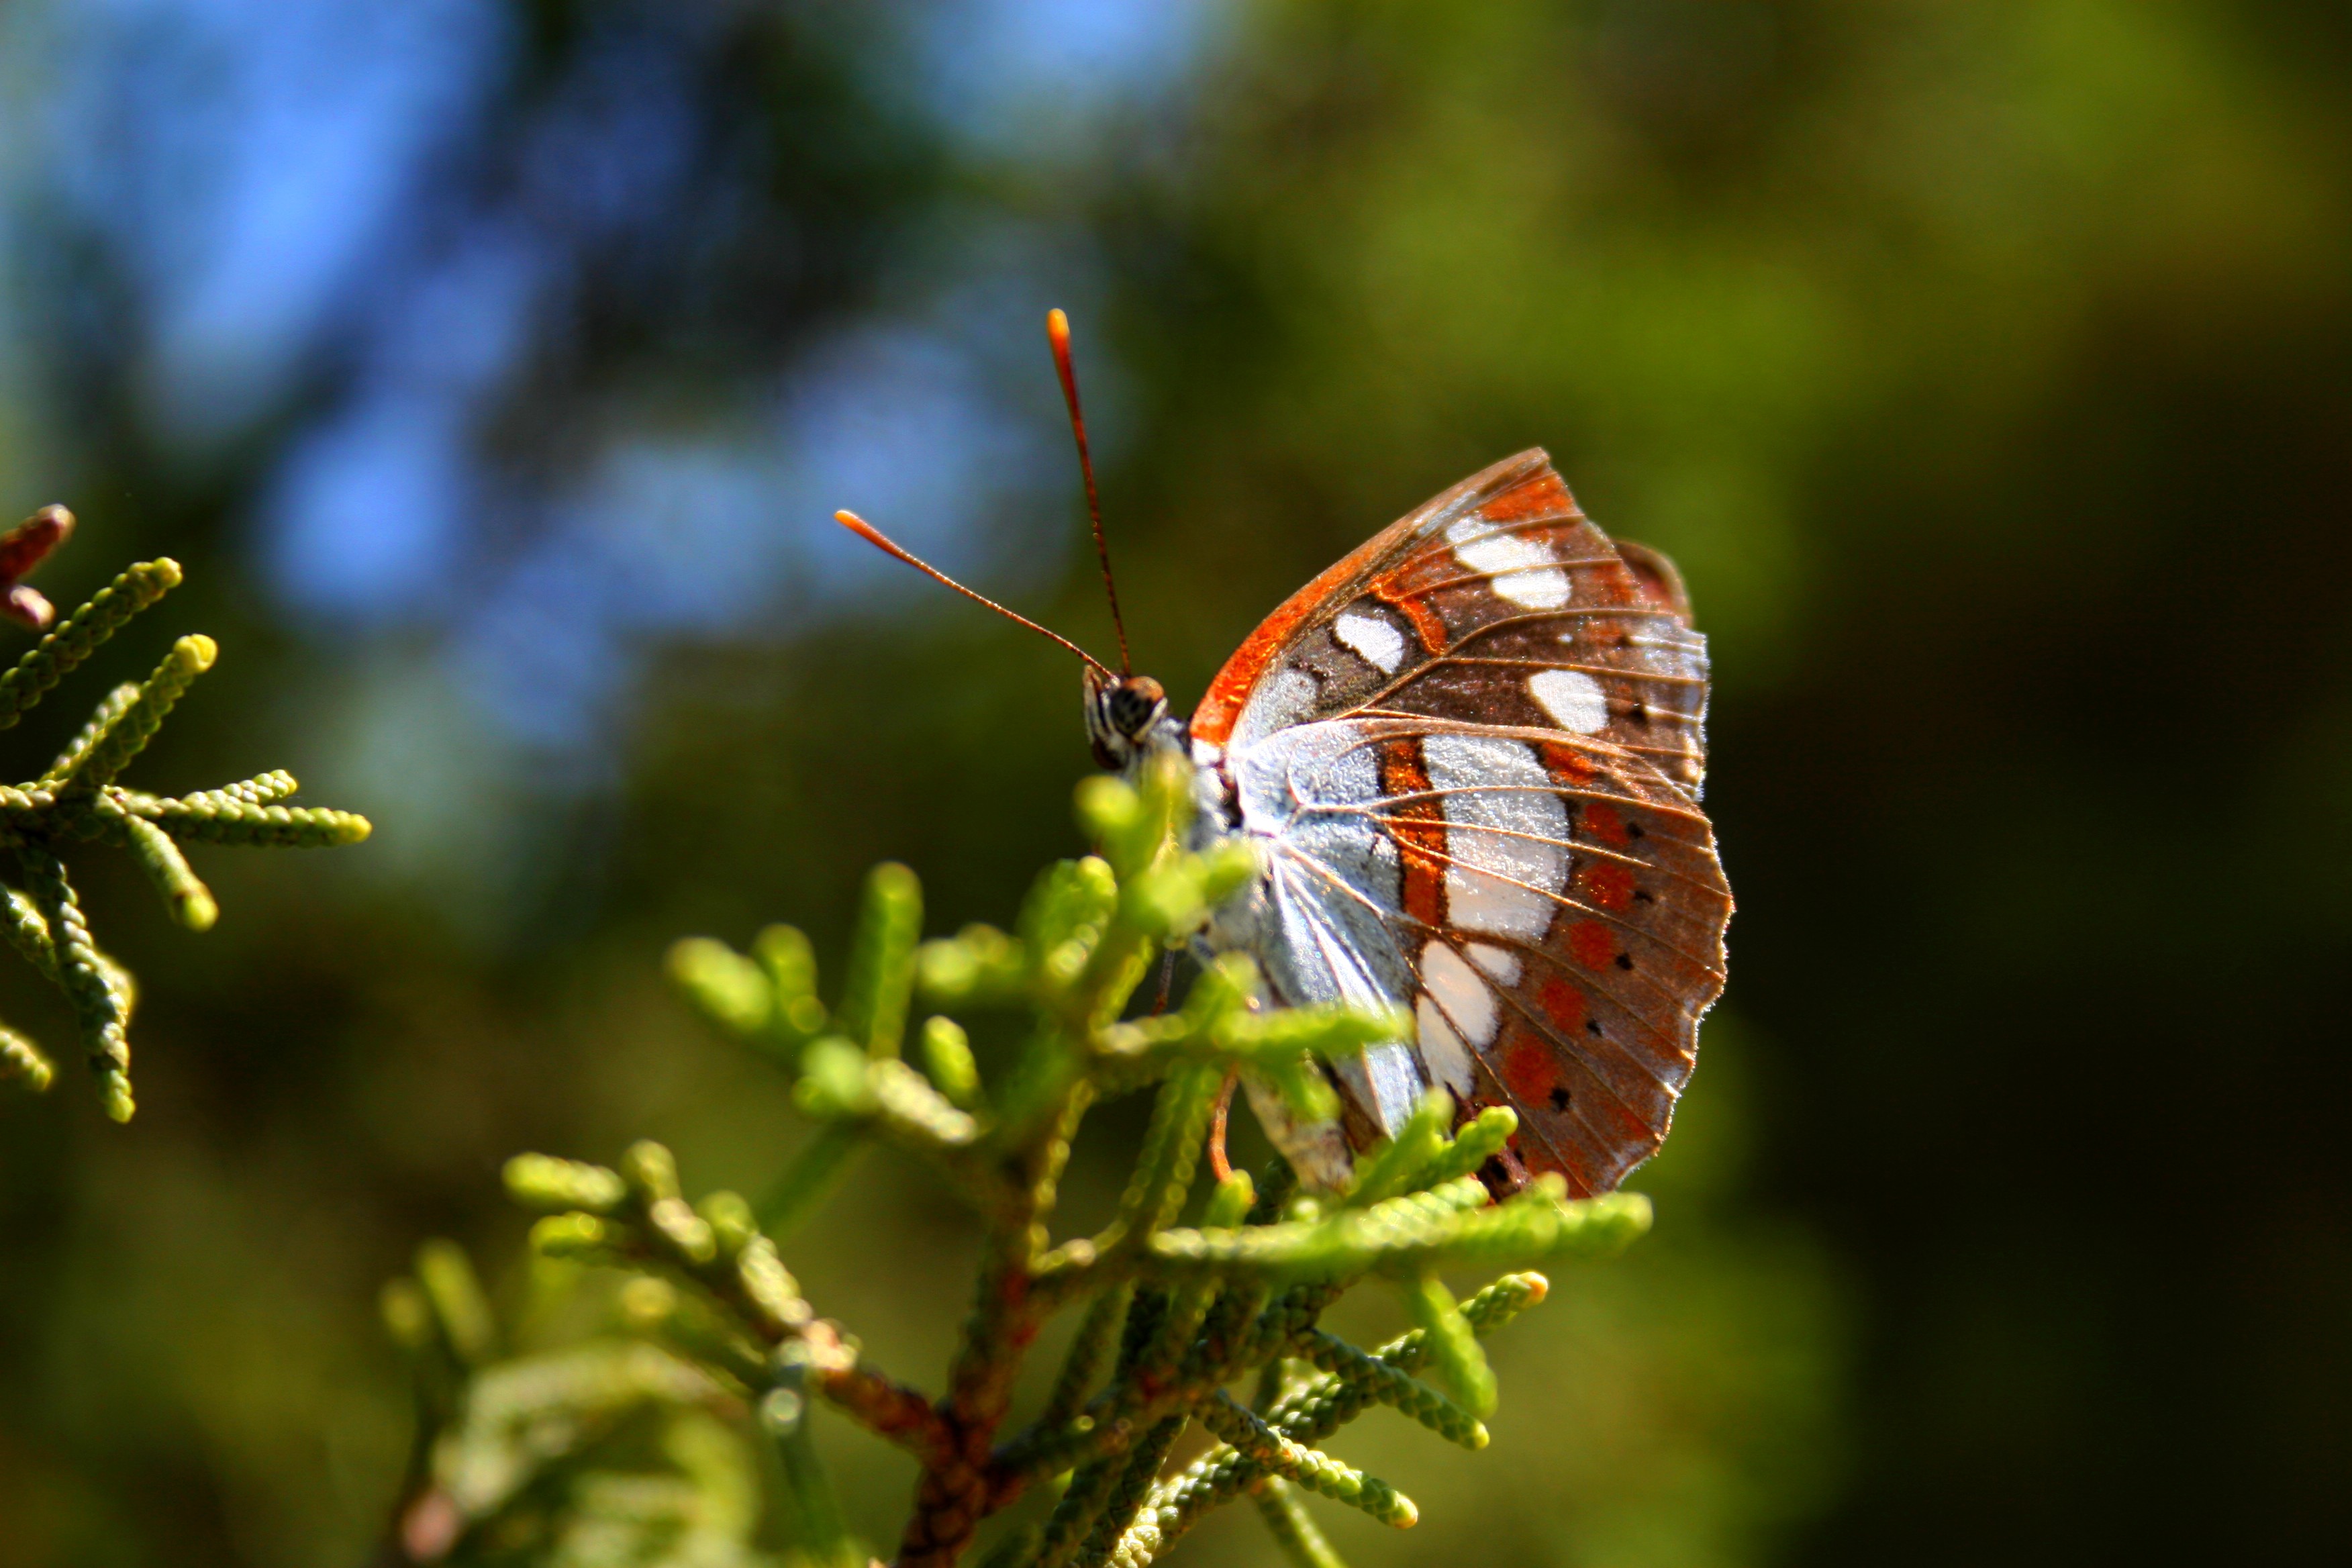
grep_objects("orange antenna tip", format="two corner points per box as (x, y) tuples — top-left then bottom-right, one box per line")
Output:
(1043, 309), (1133, 674)
(834, 509), (905, 559)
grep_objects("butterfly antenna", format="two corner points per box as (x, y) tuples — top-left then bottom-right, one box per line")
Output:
(1046, 308), (1132, 675)
(834, 509), (1116, 679)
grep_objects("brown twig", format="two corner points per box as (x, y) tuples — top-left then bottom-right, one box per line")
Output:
(893, 1088), (1091, 1565)
(814, 1338), (959, 1472)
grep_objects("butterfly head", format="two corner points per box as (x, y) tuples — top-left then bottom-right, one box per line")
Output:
(838, 310), (1172, 771)
(1084, 668), (1171, 770)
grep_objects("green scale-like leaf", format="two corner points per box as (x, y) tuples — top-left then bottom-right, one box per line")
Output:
(0, 538), (369, 1118)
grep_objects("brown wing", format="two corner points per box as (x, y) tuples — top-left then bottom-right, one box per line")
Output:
(1191, 448), (1708, 797)
(1199, 452), (1728, 1195)
(1365, 720), (1730, 1195)
(1224, 713), (1730, 1197)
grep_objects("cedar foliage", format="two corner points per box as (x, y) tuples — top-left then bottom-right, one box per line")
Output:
(381, 749), (1650, 1568)
(0, 507), (371, 1121)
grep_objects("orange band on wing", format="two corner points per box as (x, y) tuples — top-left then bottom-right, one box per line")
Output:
(1189, 450), (1558, 746)
(1379, 738), (1447, 928)
(1538, 740), (1600, 784)
(1193, 530), (1403, 746)
(1477, 469), (1576, 524)
(1370, 579), (1449, 654)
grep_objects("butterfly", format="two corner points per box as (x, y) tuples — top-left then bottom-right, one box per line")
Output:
(841, 315), (1731, 1199)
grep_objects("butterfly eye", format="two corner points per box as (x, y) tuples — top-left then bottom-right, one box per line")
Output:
(1108, 676), (1165, 738)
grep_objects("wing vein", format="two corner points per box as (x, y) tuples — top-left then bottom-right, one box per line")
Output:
(1413, 934), (1669, 1160)
(1361, 816), (1728, 981)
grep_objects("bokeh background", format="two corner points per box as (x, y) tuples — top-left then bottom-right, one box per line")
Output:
(1, 1), (2347, 1563)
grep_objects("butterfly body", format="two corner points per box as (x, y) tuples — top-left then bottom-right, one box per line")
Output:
(1089, 448), (1731, 1198)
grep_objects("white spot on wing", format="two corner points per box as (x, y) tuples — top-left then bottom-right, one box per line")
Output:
(1529, 669), (1609, 734)
(1332, 611), (1406, 673)
(1416, 996), (1476, 1095)
(1422, 734), (1569, 940)
(1420, 940), (1498, 1047)
(1465, 942), (1522, 985)
(1446, 518), (1569, 609)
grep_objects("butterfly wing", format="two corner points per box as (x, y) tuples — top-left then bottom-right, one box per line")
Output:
(1191, 448), (1708, 795)
(1195, 450), (1730, 1196)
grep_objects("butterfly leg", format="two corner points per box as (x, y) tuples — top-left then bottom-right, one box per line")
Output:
(1206, 1065), (1239, 1185)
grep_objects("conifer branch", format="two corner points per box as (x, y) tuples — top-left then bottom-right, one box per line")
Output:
(0, 512), (371, 1117)
(1196, 1393), (1418, 1528)
(46, 681), (136, 780)
(1248, 1477), (1346, 1568)
(0, 557), (181, 730)
(119, 812), (217, 931)
(53, 632), (215, 791)
(111, 791), (371, 847)
(388, 746), (1651, 1567)
(1293, 1328), (1488, 1449)
(1104, 1275), (1550, 1566)
(504, 1147), (958, 1473)
(0, 1023), (52, 1091)
(1, 883), (60, 981)
(1038, 1282), (1131, 1437)
(16, 845), (132, 1120)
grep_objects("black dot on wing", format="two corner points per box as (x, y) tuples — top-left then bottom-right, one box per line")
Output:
(1614, 952), (1634, 970)
(1627, 822), (1646, 840)
(1627, 702), (1651, 725)
(1585, 1020), (1603, 1036)
(1634, 888), (1655, 903)
(1549, 1086), (1572, 1111)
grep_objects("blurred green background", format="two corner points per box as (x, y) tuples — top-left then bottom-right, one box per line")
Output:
(1, 1), (2346, 1563)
